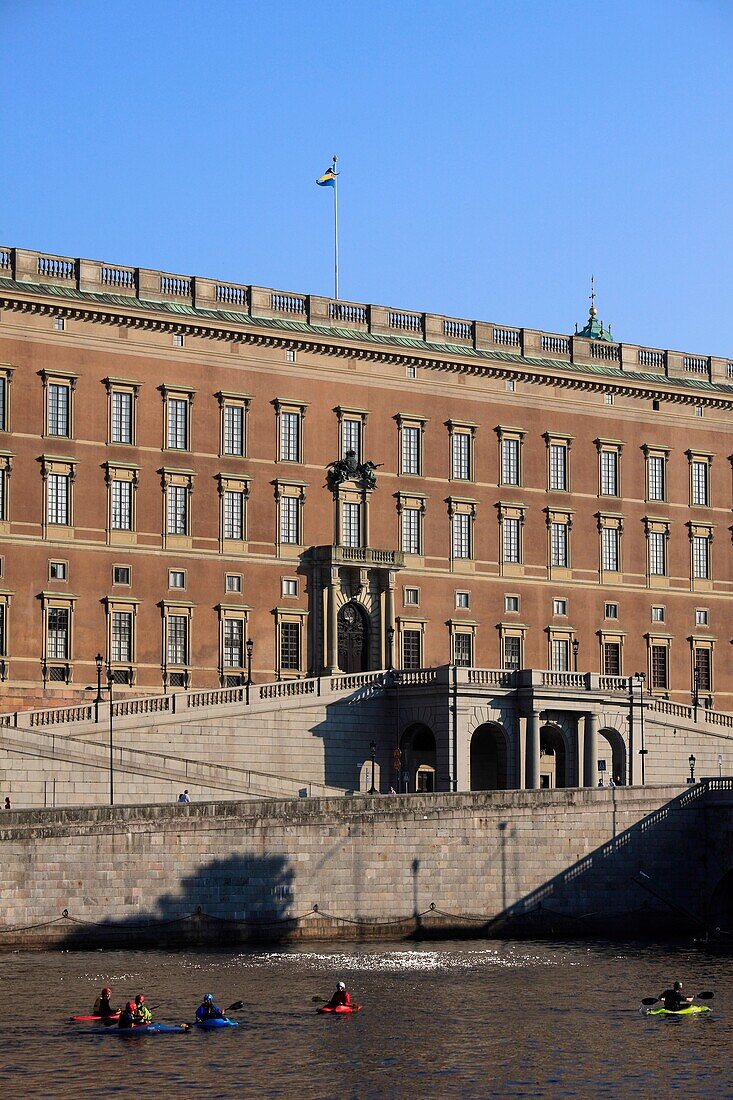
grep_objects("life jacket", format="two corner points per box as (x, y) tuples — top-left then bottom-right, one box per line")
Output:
(134, 1004), (152, 1023)
(118, 1008), (135, 1029)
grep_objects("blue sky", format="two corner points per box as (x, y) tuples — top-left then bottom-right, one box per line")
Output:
(2, 0), (732, 354)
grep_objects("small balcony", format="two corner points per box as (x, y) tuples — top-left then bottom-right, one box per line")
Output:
(312, 544), (405, 569)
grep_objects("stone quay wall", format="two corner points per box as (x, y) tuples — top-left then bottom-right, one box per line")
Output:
(0, 784), (717, 949)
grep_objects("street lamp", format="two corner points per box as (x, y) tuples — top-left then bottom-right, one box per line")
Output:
(386, 625), (394, 672)
(688, 753), (696, 785)
(634, 672), (647, 785)
(369, 739), (377, 794)
(572, 637), (579, 673)
(107, 662), (114, 807)
(245, 637), (254, 704)
(94, 652), (104, 704)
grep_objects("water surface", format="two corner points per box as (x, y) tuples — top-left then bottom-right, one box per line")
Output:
(0, 939), (730, 1098)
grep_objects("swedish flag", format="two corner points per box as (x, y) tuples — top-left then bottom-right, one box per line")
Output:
(316, 165), (337, 187)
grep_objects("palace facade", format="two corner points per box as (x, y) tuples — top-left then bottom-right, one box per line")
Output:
(0, 246), (731, 713)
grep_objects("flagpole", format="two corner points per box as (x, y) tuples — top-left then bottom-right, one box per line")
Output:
(332, 154), (339, 300)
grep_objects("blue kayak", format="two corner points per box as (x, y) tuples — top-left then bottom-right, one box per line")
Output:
(88, 1022), (190, 1035)
(195, 1017), (239, 1030)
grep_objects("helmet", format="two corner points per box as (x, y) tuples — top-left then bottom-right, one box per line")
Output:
(204, 993), (213, 1002)
(337, 982), (346, 991)
(135, 994), (145, 1004)
(102, 987), (112, 996)
(127, 1001), (136, 1011)
(673, 981), (682, 991)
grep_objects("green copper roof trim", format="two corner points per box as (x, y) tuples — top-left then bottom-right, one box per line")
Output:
(1, 276), (731, 399)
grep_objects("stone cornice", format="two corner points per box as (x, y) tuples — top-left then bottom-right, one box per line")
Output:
(2, 265), (733, 410)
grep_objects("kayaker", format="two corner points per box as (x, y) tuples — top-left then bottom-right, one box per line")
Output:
(118, 1001), (137, 1029)
(92, 986), (116, 1017)
(195, 993), (224, 1021)
(658, 981), (693, 1011)
(133, 994), (153, 1024)
(323, 981), (351, 1009)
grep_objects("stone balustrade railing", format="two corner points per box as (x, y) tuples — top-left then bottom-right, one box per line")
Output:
(3, 665), (733, 733)
(3, 246), (733, 388)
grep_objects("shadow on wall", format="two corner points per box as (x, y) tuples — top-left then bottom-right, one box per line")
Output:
(57, 852), (296, 950)
(481, 785), (710, 940)
(310, 683), (390, 791)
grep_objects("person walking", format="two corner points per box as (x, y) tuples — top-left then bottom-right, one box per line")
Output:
(177, 789), (190, 804)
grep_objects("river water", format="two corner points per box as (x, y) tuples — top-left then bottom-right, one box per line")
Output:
(0, 939), (731, 1099)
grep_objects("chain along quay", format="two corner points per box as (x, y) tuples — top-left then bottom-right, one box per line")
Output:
(1, 782), (733, 950)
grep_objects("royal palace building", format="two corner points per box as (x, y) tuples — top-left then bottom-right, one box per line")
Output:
(0, 245), (732, 726)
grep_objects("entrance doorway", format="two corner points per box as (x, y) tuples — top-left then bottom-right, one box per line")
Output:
(400, 723), (437, 792)
(470, 724), (509, 790)
(337, 602), (369, 673)
(540, 724), (567, 788)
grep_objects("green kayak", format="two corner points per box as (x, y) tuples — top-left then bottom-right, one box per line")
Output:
(645, 1004), (711, 1017)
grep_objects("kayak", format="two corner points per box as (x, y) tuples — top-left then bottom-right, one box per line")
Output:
(87, 1022), (191, 1035)
(644, 1005), (711, 1017)
(70, 1013), (120, 1022)
(317, 1004), (363, 1015)
(195, 1017), (239, 1030)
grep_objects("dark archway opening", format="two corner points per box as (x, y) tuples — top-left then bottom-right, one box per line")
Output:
(470, 723), (509, 790)
(598, 728), (626, 786)
(400, 723), (436, 793)
(540, 724), (567, 788)
(710, 870), (733, 931)
(337, 602), (369, 673)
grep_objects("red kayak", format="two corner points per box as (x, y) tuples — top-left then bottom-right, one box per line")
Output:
(317, 1004), (362, 1015)
(70, 1013), (121, 1022)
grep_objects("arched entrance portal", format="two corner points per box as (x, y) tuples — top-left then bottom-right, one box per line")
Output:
(470, 723), (509, 790)
(598, 728), (626, 786)
(400, 723), (436, 792)
(540, 724), (567, 788)
(337, 602), (369, 673)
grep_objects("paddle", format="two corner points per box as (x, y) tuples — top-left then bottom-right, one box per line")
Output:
(641, 991), (714, 1006)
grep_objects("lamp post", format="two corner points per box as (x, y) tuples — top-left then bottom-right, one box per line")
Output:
(107, 662), (114, 807)
(369, 739), (377, 794)
(94, 652), (104, 705)
(634, 671), (647, 785)
(245, 637), (254, 705)
(572, 637), (579, 673)
(688, 753), (696, 785)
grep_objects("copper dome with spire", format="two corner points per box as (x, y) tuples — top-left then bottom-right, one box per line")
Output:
(575, 276), (614, 342)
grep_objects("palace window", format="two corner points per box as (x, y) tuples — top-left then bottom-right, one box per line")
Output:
(224, 491), (244, 540)
(168, 570), (185, 589)
(275, 482), (305, 548)
(337, 408), (368, 462)
(404, 587), (420, 606)
(503, 516), (520, 564)
(451, 511), (471, 559)
(113, 565), (131, 586)
(551, 636), (570, 672)
(401, 507), (420, 554)
(695, 608), (709, 626)
(0, 453), (11, 524)
(397, 415), (427, 476)
(601, 525), (620, 572)
(402, 628), (422, 670)
(276, 611), (307, 675)
(501, 632), (523, 671)
(105, 379), (139, 445)
(42, 458), (76, 531)
(552, 599), (567, 616)
(275, 400), (308, 463)
(650, 640), (669, 691)
(342, 501), (361, 548)
(163, 387), (194, 451)
(162, 605), (192, 682)
(604, 602), (618, 619)
(111, 609), (134, 664)
(602, 640), (622, 677)
(596, 440), (623, 497)
(651, 605), (665, 623)
(693, 644), (712, 694)
(44, 374), (75, 438)
(217, 392), (251, 457)
(0, 369), (11, 432)
(645, 448), (668, 503)
(226, 573), (243, 594)
(167, 484), (188, 535)
(496, 426), (524, 486)
(689, 453), (712, 507)
(456, 591), (471, 609)
(545, 433), (572, 492)
(223, 616), (245, 671)
(549, 518), (570, 569)
(111, 479), (133, 530)
(447, 421), (476, 482)
(453, 630), (473, 667)
(504, 595), (518, 613)
(282, 578), (297, 597)
(47, 606), (70, 660)
(645, 520), (669, 579)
